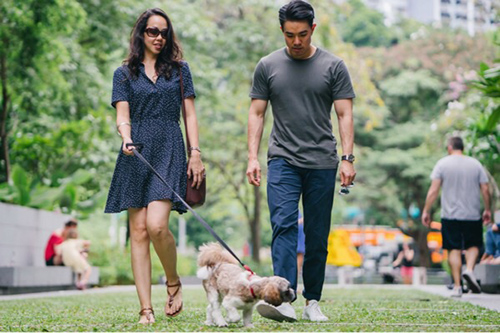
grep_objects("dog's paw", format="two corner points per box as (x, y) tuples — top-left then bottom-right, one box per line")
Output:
(226, 314), (241, 323)
(244, 323), (255, 328)
(215, 319), (228, 327)
(204, 320), (215, 326)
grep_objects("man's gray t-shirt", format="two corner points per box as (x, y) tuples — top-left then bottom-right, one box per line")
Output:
(250, 47), (355, 169)
(430, 155), (488, 220)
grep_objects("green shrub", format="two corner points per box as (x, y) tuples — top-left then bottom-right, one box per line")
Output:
(88, 241), (198, 285)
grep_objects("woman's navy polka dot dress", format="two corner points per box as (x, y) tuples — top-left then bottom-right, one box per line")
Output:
(105, 62), (195, 214)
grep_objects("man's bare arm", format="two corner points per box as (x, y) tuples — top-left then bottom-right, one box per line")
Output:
(246, 99), (268, 186)
(334, 99), (356, 186)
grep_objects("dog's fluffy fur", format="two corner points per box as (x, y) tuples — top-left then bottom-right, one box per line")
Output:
(197, 242), (295, 327)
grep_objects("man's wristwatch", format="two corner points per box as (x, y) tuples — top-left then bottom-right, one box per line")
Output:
(341, 154), (355, 163)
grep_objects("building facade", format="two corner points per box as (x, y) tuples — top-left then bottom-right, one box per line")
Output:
(354, 0), (497, 36)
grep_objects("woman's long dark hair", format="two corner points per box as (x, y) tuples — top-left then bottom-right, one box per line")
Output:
(125, 8), (183, 79)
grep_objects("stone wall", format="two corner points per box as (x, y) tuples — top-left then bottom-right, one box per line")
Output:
(0, 203), (71, 267)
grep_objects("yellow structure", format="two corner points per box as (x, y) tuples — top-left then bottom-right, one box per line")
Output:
(327, 229), (362, 267)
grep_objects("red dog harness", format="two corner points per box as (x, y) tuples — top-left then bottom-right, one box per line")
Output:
(247, 271), (256, 299)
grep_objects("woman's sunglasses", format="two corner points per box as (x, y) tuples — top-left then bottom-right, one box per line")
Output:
(144, 27), (168, 39)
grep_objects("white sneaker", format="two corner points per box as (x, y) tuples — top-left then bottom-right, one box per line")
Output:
(256, 301), (297, 322)
(462, 270), (481, 293)
(302, 300), (328, 321)
(451, 286), (462, 298)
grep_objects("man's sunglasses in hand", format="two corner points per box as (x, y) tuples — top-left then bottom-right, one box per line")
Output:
(339, 182), (354, 196)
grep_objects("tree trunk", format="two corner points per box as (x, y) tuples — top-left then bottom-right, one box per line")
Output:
(0, 42), (10, 183)
(250, 185), (261, 263)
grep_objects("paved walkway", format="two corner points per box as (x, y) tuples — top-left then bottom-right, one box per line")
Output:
(416, 284), (500, 312)
(1, 284), (499, 312)
(0, 285), (200, 301)
(324, 284), (500, 312)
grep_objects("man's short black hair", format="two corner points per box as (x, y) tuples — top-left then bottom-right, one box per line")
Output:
(448, 136), (464, 151)
(65, 219), (78, 227)
(279, 0), (315, 29)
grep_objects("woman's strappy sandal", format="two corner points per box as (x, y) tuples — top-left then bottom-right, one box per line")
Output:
(165, 281), (183, 317)
(138, 307), (155, 324)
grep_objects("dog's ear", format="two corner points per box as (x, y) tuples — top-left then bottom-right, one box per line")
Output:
(263, 283), (282, 306)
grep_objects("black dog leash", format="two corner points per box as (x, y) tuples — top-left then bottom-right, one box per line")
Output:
(126, 143), (254, 274)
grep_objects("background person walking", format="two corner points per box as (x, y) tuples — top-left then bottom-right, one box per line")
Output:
(392, 242), (414, 285)
(422, 136), (491, 297)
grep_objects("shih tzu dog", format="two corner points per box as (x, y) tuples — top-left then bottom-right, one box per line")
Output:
(197, 242), (295, 327)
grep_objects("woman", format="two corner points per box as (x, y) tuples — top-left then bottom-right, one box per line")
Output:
(393, 242), (415, 285)
(105, 8), (204, 324)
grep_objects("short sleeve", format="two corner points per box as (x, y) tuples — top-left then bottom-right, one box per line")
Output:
(430, 161), (442, 180)
(111, 66), (131, 108)
(180, 62), (196, 99)
(479, 165), (489, 184)
(331, 61), (356, 100)
(249, 60), (269, 100)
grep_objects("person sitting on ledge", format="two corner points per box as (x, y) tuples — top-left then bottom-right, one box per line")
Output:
(480, 222), (500, 265)
(44, 219), (78, 266)
(57, 229), (92, 290)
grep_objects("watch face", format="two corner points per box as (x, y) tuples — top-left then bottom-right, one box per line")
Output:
(342, 154), (355, 162)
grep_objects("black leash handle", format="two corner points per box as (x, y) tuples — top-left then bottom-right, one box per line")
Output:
(125, 143), (253, 273)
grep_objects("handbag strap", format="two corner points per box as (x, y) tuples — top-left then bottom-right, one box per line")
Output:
(179, 65), (191, 154)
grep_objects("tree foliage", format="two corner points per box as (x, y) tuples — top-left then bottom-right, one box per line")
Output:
(0, 0), (498, 256)
(336, 0), (396, 47)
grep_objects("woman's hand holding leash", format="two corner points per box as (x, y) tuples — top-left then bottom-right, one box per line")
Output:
(122, 137), (135, 156)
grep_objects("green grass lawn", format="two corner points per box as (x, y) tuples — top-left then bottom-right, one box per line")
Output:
(0, 286), (499, 332)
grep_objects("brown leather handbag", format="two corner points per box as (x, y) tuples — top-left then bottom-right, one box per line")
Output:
(179, 66), (206, 207)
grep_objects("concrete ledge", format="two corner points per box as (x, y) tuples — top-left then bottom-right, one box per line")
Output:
(475, 264), (500, 294)
(0, 266), (99, 294)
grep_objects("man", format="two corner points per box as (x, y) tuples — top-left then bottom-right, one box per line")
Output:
(44, 219), (78, 266)
(246, 0), (356, 322)
(422, 136), (491, 297)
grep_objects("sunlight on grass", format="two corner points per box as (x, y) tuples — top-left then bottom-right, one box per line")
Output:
(0, 286), (499, 332)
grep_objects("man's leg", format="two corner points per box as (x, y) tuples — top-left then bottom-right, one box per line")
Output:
(464, 247), (479, 272)
(301, 168), (336, 301)
(462, 220), (483, 293)
(494, 230), (500, 262)
(257, 159), (301, 322)
(462, 246), (481, 293)
(484, 228), (495, 258)
(267, 159), (302, 293)
(441, 219), (463, 296)
(448, 249), (462, 288)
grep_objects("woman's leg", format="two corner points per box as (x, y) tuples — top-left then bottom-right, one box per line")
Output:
(53, 254), (63, 266)
(129, 207), (154, 323)
(146, 200), (182, 316)
(81, 266), (92, 286)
